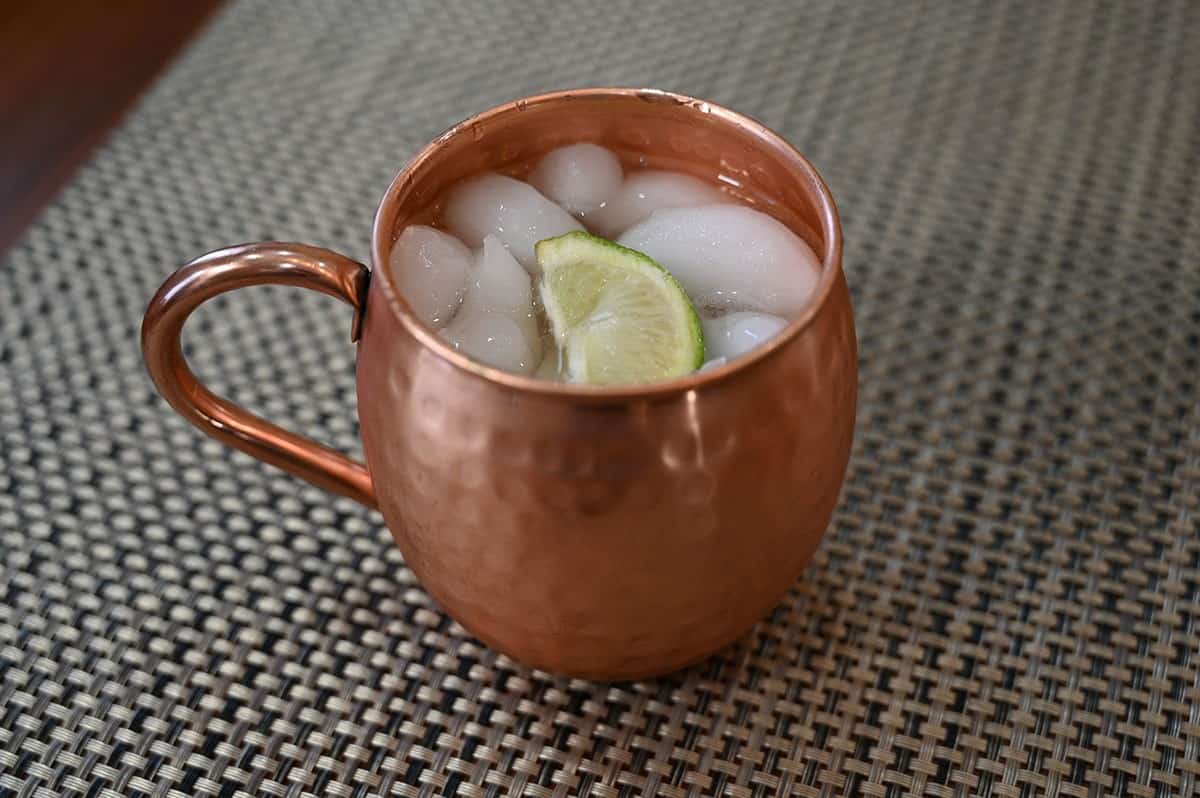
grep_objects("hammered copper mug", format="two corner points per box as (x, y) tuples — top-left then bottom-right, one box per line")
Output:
(141, 88), (857, 680)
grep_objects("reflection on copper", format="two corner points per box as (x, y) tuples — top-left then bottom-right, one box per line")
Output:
(141, 242), (376, 508)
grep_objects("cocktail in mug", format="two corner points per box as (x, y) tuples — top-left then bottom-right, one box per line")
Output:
(142, 89), (856, 679)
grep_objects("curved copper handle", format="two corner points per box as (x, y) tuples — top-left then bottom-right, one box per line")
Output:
(141, 242), (376, 508)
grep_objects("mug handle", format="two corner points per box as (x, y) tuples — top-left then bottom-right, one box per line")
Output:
(141, 242), (377, 509)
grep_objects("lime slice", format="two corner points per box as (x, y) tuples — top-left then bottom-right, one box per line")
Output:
(536, 231), (704, 385)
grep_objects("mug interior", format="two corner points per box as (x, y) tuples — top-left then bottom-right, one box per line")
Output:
(370, 88), (843, 394)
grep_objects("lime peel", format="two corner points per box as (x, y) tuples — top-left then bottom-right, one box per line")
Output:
(536, 231), (704, 385)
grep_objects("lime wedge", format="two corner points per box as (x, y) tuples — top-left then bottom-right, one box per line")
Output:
(536, 231), (704, 385)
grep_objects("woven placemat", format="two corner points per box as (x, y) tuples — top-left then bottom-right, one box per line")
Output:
(3, 1), (1199, 796)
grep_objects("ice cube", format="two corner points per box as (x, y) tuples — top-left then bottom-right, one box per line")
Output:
(618, 205), (820, 317)
(531, 332), (562, 381)
(441, 310), (536, 375)
(702, 312), (789, 360)
(534, 347), (563, 381)
(587, 170), (728, 237)
(388, 225), (472, 328)
(698, 356), (728, 372)
(444, 173), (583, 272)
(529, 143), (623, 216)
(458, 235), (541, 365)
(461, 235), (533, 319)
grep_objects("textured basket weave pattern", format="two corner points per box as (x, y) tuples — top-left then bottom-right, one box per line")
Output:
(2, 1), (1199, 796)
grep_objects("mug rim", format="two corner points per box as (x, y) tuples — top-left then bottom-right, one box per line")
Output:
(369, 87), (844, 400)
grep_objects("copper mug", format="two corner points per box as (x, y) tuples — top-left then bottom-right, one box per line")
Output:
(141, 88), (856, 680)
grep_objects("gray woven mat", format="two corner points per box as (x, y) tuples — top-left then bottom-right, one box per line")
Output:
(3, 1), (1199, 796)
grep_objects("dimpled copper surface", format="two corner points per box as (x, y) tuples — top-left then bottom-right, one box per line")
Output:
(358, 89), (856, 679)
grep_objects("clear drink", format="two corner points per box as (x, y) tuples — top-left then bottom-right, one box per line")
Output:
(388, 142), (821, 383)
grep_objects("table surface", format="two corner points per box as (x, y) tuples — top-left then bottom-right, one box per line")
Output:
(2, 1), (1198, 797)
(0, 0), (222, 255)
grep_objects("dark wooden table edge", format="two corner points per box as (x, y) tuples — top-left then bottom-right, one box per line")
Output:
(0, 1), (225, 257)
